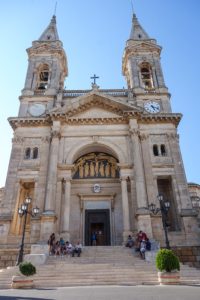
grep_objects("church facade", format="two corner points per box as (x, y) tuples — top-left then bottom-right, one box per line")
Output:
(0, 14), (199, 247)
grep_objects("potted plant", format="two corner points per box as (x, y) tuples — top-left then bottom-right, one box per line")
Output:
(156, 249), (180, 285)
(12, 261), (36, 289)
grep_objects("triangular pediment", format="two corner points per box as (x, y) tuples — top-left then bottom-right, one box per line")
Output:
(72, 107), (122, 119)
(49, 90), (142, 118)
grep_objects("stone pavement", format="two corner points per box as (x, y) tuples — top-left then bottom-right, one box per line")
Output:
(0, 286), (200, 300)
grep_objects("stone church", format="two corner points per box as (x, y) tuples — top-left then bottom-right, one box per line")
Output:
(0, 14), (199, 248)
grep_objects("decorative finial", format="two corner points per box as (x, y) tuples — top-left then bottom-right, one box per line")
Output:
(130, 0), (134, 14)
(54, 1), (57, 16)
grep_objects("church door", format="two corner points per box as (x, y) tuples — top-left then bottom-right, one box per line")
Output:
(85, 209), (111, 246)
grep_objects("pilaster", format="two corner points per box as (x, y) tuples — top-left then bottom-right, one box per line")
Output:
(44, 122), (61, 213)
(129, 119), (148, 210)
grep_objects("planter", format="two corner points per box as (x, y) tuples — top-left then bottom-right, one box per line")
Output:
(11, 275), (34, 289)
(158, 271), (180, 285)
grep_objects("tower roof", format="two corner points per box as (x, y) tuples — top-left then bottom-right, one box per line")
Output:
(129, 14), (150, 40)
(38, 15), (59, 41)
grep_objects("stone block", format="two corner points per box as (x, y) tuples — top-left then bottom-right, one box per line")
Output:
(145, 250), (158, 263)
(24, 254), (48, 265)
(187, 256), (196, 262)
(182, 249), (193, 256)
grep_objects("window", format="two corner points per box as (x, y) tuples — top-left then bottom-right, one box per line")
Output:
(24, 148), (31, 159)
(160, 144), (166, 156)
(153, 145), (159, 156)
(37, 64), (49, 90)
(24, 147), (39, 160)
(32, 147), (38, 159)
(140, 63), (154, 89)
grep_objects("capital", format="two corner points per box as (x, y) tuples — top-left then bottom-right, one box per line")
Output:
(51, 130), (61, 139)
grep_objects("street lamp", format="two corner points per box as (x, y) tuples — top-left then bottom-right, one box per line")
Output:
(148, 194), (171, 249)
(16, 196), (39, 265)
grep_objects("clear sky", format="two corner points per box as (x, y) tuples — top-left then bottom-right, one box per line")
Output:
(0, 0), (200, 187)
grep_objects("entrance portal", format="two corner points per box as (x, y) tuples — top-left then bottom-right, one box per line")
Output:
(85, 209), (111, 246)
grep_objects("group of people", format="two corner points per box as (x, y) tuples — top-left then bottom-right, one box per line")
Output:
(125, 230), (151, 259)
(48, 233), (82, 257)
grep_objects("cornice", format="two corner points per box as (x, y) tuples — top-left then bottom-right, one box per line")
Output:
(8, 112), (182, 130)
(137, 113), (182, 127)
(8, 117), (50, 130)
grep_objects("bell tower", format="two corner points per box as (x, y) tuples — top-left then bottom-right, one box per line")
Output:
(122, 14), (171, 113)
(20, 15), (68, 116)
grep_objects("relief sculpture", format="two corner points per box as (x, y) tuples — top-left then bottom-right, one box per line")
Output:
(73, 152), (119, 179)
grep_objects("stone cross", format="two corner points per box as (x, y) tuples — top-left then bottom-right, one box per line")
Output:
(90, 74), (99, 85)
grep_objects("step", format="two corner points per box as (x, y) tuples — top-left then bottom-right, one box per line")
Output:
(0, 246), (200, 289)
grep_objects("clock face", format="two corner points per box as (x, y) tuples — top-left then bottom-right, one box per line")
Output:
(28, 103), (45, 117)
(144, 101), (160, 114)
(93, 184), (101, 193)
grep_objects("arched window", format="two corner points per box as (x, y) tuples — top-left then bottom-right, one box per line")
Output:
(140, 63), (154, 90)
(32, 147), (38, 159)
(160, 144), (166, 156)
(37, 64), (49, 90)
(24, 148), (31, 159)
(153, 145), (159, 156)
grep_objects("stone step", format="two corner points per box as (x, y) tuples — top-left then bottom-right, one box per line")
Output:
(0, 245), (200, 289)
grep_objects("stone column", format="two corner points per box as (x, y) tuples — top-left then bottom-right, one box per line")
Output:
(61, 172), (72, 241)
(40, 122), (60, 240)
(139, 133), (157, 204)
(120, 174), (131, 241)
(129, 120), (153, 238)
(55, 179), (62, 233)
(167, 133), (192, 210)
(44, 124), (61, 213)
(129, 120), (147, 211)
(130, 176), (137, 232)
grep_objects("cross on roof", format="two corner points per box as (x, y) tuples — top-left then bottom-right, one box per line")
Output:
(90, 74), (99, 85)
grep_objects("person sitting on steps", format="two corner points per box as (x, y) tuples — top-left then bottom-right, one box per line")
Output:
(125, 235), (134, 248)
(72, 241), (82, 257)
(140, 239), (146, 259)
(135, 230), (148, 251)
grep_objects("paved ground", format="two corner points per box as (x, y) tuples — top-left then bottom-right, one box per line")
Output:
(0, 286), (200, 300)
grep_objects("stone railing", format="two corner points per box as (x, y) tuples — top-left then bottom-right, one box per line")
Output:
(63, 89), (128, 98)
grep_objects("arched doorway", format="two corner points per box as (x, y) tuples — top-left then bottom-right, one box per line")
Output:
(72, 151), (120, 246)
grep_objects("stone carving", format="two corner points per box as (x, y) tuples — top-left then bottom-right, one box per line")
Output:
(139, 133), (149, 141)
(41, 136), (51, 143)
(51, 130), (61, 139)
(167, 133), (179, 141)
(12, 136), (24, 144)
(129, 129), (139, 136)
(73, 152), (119, 179)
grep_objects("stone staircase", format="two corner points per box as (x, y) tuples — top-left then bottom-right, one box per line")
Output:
(0, 246), (200, 289)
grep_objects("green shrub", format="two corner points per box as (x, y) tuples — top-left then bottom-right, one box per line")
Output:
(156, 249), (180, 272)
(19, 261), (36, 277)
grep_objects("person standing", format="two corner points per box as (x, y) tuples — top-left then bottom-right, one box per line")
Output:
(48, 233), (55, 255)
(91, 232), (97, 246)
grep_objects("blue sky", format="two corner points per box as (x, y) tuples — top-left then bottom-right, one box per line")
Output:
(0, 0), (200, 187)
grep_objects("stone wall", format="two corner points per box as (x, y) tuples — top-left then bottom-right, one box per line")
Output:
(173, 246), (200, 269)
(0, 248), (30, 269)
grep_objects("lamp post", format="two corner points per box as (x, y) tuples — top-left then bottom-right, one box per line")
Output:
(148, 194), (171, 249)
(16, 196), (39, 266)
